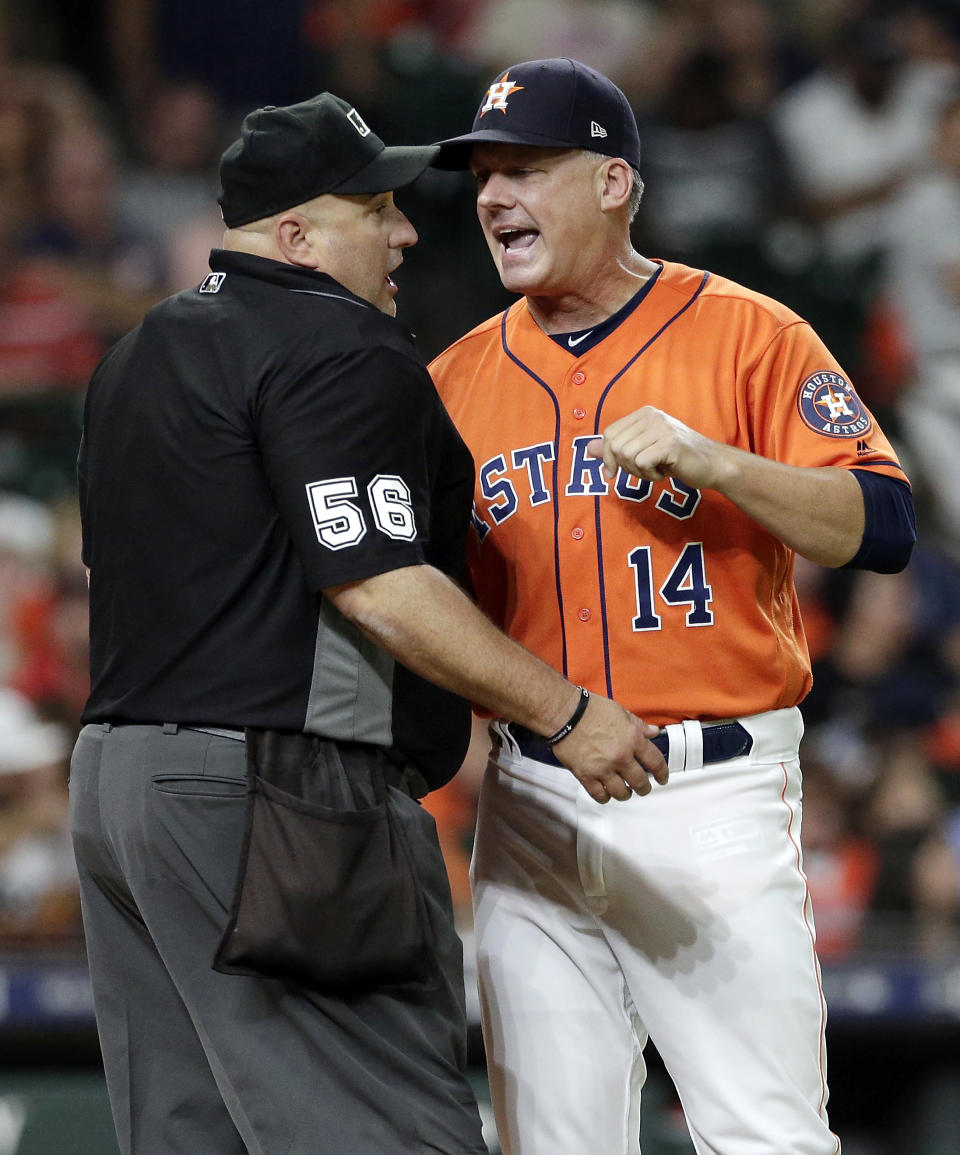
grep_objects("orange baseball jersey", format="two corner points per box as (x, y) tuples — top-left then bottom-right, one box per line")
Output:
(429, 260), (908, 727)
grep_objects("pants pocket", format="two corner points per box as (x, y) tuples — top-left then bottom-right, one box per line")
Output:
(152, 775), (247, 798)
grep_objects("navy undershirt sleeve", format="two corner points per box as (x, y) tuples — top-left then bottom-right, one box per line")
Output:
(842, 470), (916, 574)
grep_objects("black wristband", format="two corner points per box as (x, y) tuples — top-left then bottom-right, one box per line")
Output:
(546, 686), (590, 746)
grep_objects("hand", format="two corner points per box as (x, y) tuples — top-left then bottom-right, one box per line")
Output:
(587, 406), (732, 490)
(551, 693), (668, 803)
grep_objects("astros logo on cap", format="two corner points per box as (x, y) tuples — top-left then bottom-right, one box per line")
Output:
(797, 371), (871, 438)
(480, 73), (525, 116)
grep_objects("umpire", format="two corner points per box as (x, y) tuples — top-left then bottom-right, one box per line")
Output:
(71, 92), (666, 1155)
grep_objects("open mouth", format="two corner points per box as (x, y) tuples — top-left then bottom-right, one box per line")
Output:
(499, 229), (539, 253)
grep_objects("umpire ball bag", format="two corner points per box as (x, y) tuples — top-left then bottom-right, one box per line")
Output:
(212, 728), (436, 993)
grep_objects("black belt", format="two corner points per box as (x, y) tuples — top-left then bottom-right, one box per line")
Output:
(505, 720), (753, 768)
(177, 724), (245, 741)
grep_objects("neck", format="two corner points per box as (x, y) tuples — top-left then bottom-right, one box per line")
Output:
(527, 252), (659, 335)
(221, 225), (284, 263)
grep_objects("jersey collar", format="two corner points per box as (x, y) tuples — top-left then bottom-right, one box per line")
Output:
(547, 264), (663, 355)
(207, 248), (375, 310)
(506, 260), (710, 360)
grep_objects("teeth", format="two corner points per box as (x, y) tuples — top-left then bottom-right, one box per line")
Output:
(501, 229), (536, 251)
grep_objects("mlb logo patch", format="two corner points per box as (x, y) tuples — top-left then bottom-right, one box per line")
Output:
(199, 272), (226, 294)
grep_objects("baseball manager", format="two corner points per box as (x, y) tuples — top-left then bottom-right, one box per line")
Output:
(429, 57), (917, 1155)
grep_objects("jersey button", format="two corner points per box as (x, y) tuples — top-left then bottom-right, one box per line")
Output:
(571, 371), (587, 385)
(573, 407), (587, 420)
(578, 607), (591, 622)
(571, 527), (585, 540)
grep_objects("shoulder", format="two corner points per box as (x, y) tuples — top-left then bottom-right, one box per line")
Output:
(661, 260), (806, 332)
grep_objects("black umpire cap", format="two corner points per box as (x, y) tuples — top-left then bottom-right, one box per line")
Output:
(218, 93), (440, 228)
(433, 58), (642, 171)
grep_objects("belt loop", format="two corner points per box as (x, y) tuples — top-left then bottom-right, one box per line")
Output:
(681, 720), (704, 771)
(664, 722), (686, 773)
(162, 722), (179, 735)
(496, 720), (521, 759)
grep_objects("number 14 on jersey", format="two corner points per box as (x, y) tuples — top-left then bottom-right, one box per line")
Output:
(629, 542), (714, 631)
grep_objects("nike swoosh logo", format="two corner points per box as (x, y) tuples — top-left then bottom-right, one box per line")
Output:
(567, 332), (593, 347)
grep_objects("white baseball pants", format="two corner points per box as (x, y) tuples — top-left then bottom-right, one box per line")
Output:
(472, 707), (841, 1155)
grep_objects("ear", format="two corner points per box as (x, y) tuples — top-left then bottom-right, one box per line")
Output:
(598, 158), (633, 214)
(274, 212), (320, 268)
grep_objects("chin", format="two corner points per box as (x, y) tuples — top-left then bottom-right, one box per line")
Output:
(500, 270), (546, 297)
(496, 254), (548, 295)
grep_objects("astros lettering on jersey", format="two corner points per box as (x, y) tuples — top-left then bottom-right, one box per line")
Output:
(430, 260), (908, 727)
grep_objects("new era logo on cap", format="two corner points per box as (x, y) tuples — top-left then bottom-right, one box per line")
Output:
(433, 58), (642, 172)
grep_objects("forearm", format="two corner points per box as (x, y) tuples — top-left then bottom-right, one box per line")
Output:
(326, 565), (581, 737)
(712, 445), (864, 567)
(326, 563), (668, 804)
(592, 407), (866, 567)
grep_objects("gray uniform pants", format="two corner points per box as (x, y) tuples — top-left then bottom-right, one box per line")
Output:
(69, 723), (486, 1155)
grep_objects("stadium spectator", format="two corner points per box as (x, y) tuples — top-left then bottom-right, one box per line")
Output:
(862, 730), (960, 956)
(0, 491), (55, 681)
(799, 756), (879, 959)
(884, 91), (960, 553)
(0, 685), (79, 947)
(23, 122), (169, 345)
(0, 194), (103, 393)
(453, 0), (655, 95)
(116, 78), (225, 290)
(772, 14), (958, 270)
(634, 47), (795, 278)
(7, 499), (90, 728)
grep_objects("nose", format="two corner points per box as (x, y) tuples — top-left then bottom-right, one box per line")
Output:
(392, 208), (418, 248)
(476, 171), (512, 211)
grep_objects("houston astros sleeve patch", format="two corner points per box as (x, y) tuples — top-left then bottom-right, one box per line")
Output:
(797, 371), (871, 438)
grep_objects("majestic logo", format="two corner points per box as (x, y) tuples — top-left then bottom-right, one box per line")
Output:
(198, 272), (226, 294)
(347, 107), (371, 137)
(797, 371), (871, 438)
(856, 439), (874, 456)
(480, 73), (525, 116)
(590, 121), (608, 139)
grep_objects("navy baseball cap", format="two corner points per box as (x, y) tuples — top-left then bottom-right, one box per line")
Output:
(433, 58), (641, 171)
(218, 93), (439, 228)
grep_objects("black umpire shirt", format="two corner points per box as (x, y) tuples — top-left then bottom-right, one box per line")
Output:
(78, 249), (475, 789)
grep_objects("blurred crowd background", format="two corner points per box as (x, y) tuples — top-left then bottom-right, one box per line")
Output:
(1, 0), (960, 1109)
